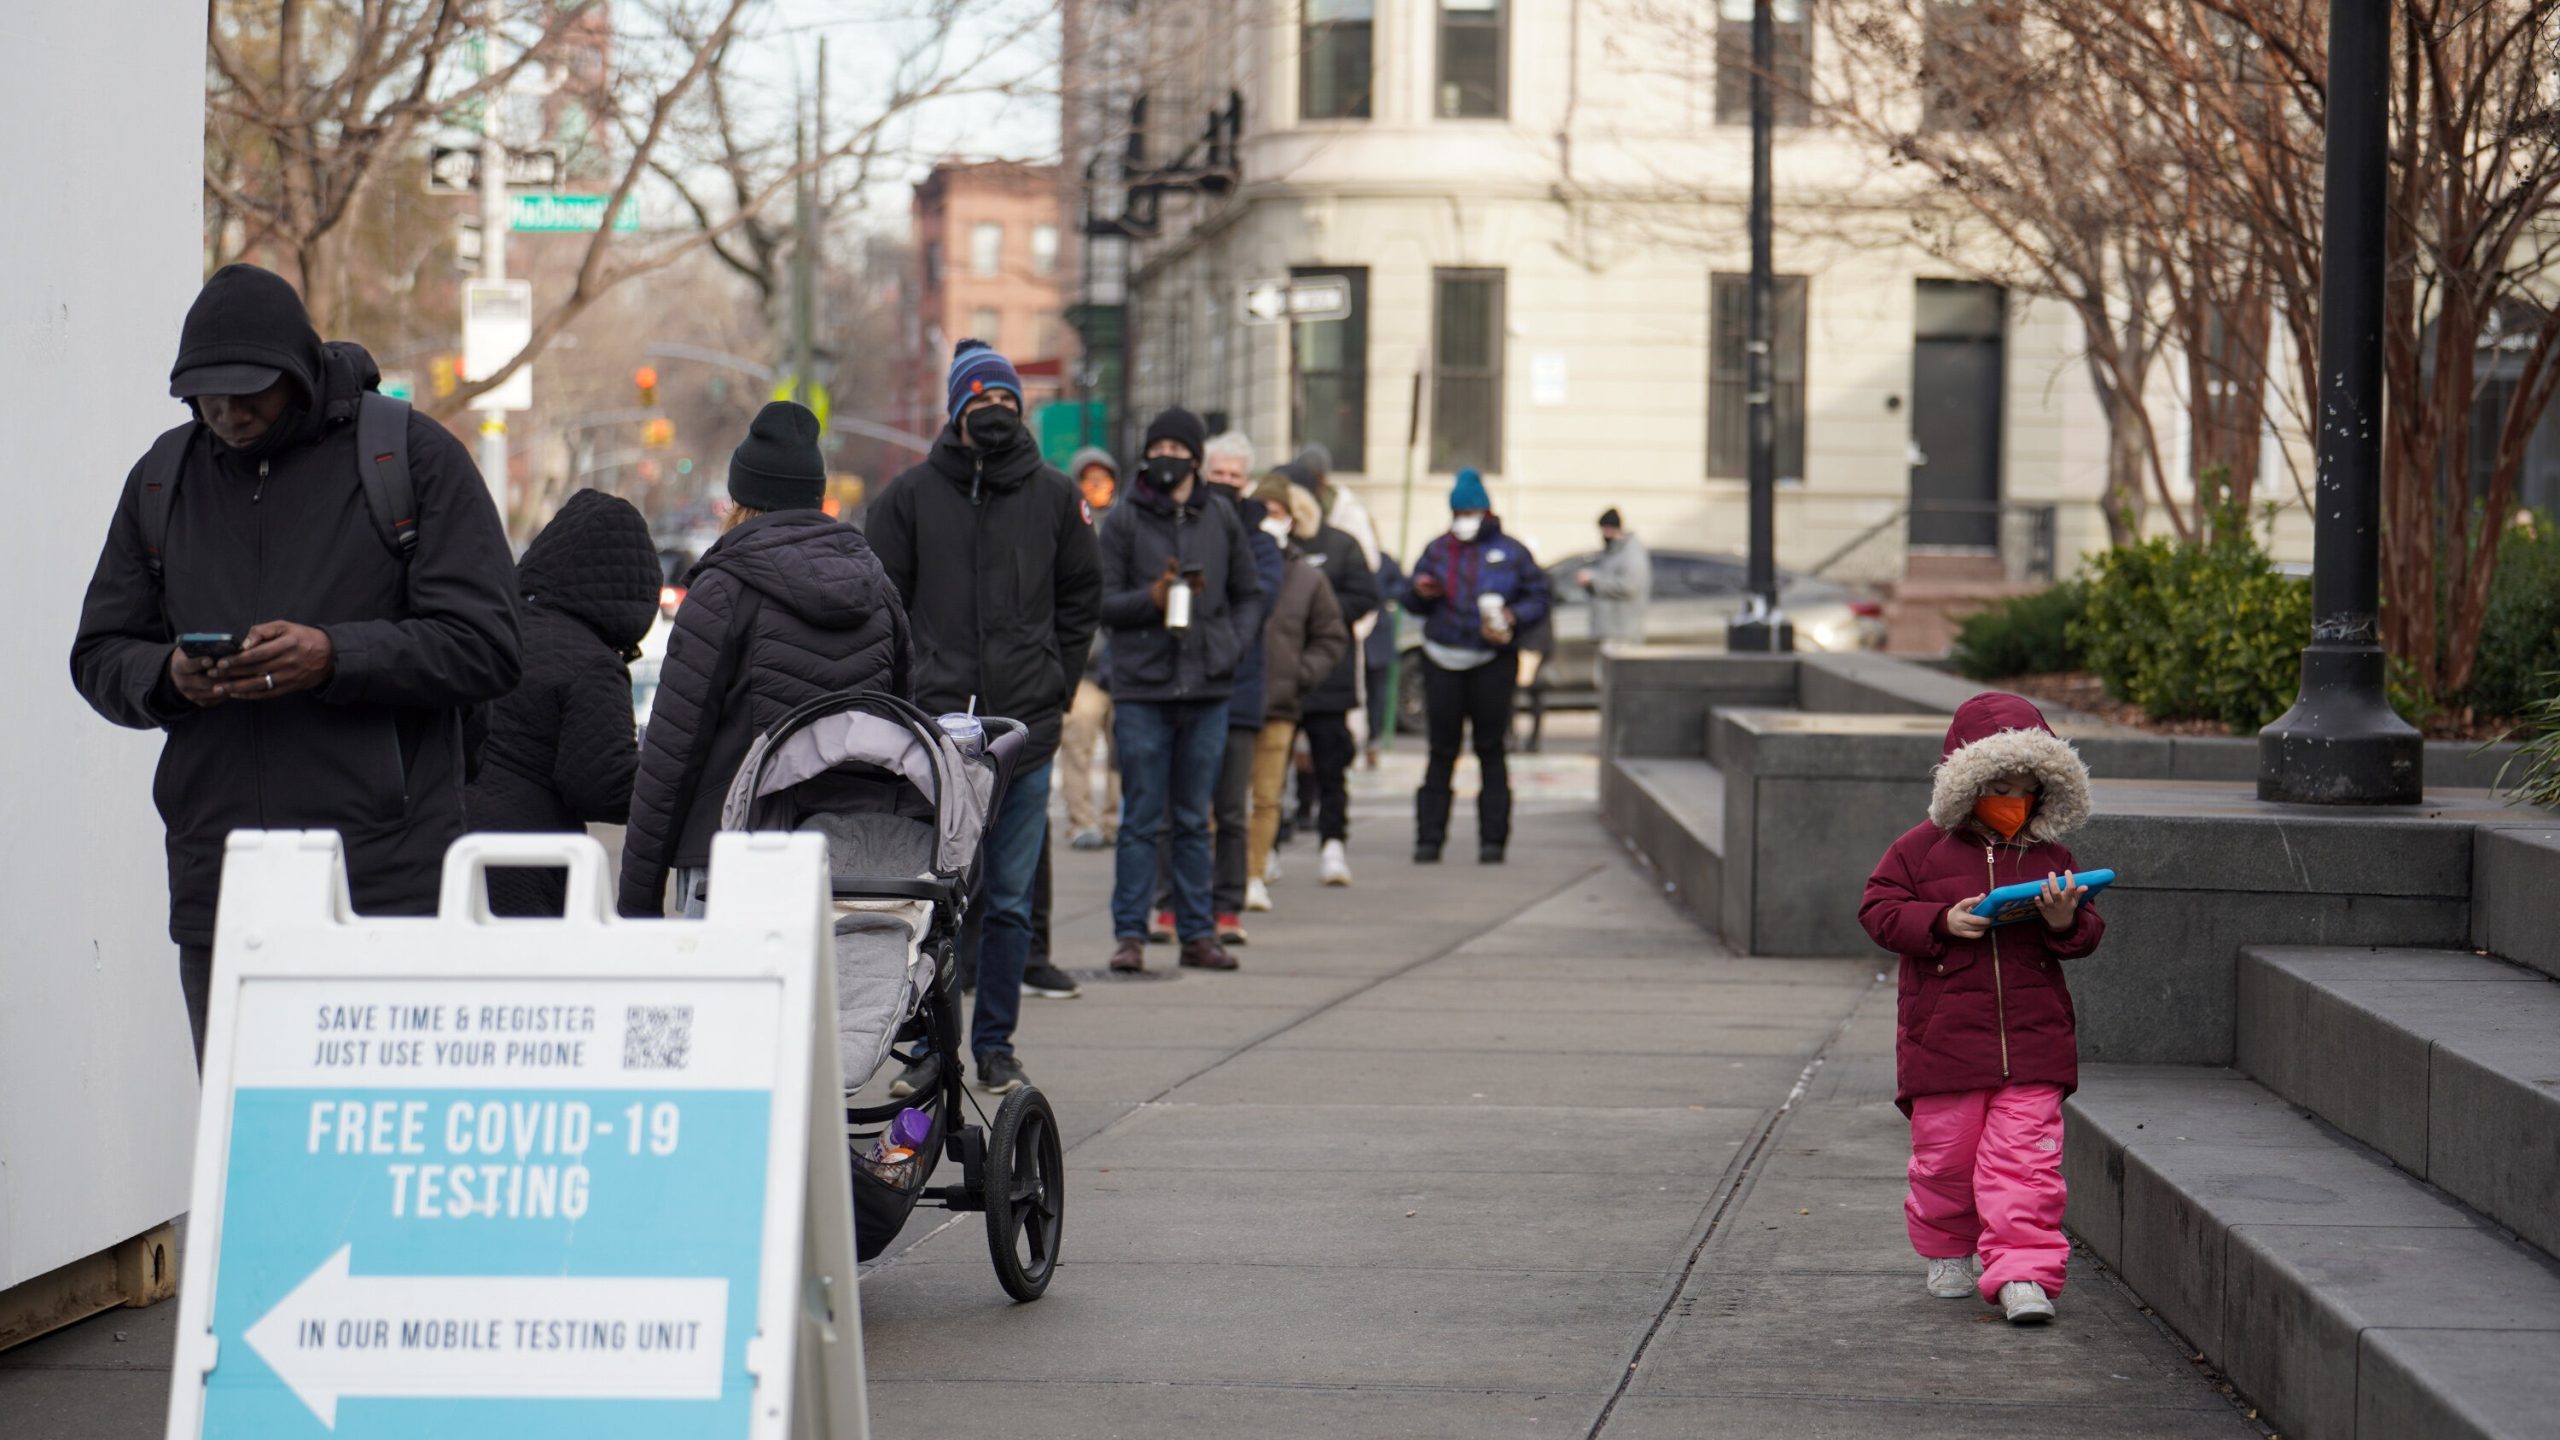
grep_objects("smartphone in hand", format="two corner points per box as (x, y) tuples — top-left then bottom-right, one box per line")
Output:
(177, 632), (241, 660)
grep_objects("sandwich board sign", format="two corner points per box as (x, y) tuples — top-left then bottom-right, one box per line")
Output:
(165, 830), (868, 1440)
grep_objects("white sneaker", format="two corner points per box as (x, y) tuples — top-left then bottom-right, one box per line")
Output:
(1998, 1280), (2056, 1324)
(1924, 1255), (1979, 1300)
(1244, 878), (1274, 912)
(1320, 840), (1352, 887)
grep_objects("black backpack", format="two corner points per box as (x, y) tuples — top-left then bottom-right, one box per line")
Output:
(136, 389), (418, 577)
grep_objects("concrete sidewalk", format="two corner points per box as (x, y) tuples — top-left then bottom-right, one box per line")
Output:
(0, 739), (2261, 1438)
(859, 782), (2263, 1439)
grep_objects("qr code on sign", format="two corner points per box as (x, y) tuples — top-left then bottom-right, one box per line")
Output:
(623, 1006), (693, 1070)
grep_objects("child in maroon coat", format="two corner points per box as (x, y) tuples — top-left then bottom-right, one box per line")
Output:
(1859, 693), (2104, 1324)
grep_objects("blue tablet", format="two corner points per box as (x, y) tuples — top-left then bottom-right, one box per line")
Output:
(1973, 869), (2114, 926)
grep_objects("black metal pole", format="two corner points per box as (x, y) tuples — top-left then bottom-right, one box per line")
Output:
(2257, 0), (2420, 803)
(1729, 0), (1793, 654)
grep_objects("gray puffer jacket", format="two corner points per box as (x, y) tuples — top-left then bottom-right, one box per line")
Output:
(618, 510), (910, 916)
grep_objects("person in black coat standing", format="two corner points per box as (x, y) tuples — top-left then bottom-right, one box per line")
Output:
(866, 341), (1101, 1095)
(71, 263), (521, 1067)
(1278, 466), (1381, 888)
(467, 489), (661, 917)
(1096, 407), (1262, 975)
(619, 402), (910, 919)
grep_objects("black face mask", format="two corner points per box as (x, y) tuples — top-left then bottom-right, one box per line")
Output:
(1143, 455), (1194, 494)
(964, 404), (1024, 453)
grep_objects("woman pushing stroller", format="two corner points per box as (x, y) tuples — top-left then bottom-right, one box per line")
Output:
(619, 400), (911, 918)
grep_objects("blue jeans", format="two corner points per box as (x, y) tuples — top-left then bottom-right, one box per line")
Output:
(1111, 699), (1229, 941)
(968, 759), (1051, 1059)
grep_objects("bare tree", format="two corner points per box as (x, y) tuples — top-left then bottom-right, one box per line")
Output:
(2055, 0), (2560, 698)
(207, 0), (1059, 427)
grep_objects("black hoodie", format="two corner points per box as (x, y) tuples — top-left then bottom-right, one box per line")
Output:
(865, 418), (1101, 769)
(70, 264), (523, 946)
(617, 509), (911, 916)
(466, 489), (660, 916)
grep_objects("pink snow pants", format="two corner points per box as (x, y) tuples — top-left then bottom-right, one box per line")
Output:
(1906, 1082), (2069, 1301)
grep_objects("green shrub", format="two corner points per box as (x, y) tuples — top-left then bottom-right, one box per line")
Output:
(2463, 514), (2560, 720)
(2492, 678), (2560, 808)
(2071, 532), (2311, 732)
(1950, 581), (2088, 680)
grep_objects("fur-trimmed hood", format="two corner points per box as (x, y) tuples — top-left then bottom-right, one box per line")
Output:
(1927, 693), (2092, 844)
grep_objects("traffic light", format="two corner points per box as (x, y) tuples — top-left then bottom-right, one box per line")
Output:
(675, 457), (694, 476)
(431, 356), (457, 398)
(635, 365), (659, 407)
(642, 416), (675, 449)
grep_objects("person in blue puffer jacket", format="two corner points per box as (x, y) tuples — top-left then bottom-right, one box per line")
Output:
(1397, 468), (1551, 864)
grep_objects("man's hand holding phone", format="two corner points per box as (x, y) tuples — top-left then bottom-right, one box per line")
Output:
(168, 645), (227, 708)
(1411, 571), (1444, 601)
(211, 620), (335, 700)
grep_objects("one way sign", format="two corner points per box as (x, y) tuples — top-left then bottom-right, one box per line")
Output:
(426, 146), (564, 195)
(1240, 277), (1353, 326)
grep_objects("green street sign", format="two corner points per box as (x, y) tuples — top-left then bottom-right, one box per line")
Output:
(510, 193), (639, 234)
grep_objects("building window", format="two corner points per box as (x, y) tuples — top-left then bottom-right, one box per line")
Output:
(923, 241), (945, 291)
(971, 307), (1002, 346)
(1303, 0), (1374, 121)
(1430, 269), (1505, 474)
(1438, 0), (1506, 119)
(1714, 0), (1811, 127)
(1708, 272), (1808, 481)
(969, 222), (1003, 277)
(1291, 266), (1368, 469)
(1034, 310), (1064, 359)
(1031, 223), (1060, 278)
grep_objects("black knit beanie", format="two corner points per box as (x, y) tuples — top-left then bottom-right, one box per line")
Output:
(1142, 406), (1207, 463)
(730, 401), (826, 511)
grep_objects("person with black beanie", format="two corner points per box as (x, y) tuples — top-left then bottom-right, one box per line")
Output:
(868, 341), (1102, 1095)
(71, 263), (522, 1069)
(619, 401), (912, 919)
(1094, 406), (1263, 974)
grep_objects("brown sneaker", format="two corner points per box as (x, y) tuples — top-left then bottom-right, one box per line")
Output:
(1109, 938), (1148, 973)
(1179, 935), (1239, 971)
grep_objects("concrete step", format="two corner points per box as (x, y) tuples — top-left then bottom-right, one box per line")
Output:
(2236, 945), (2560, 1258)
(1599, 758), (1722, 933)
(2473, 827), (2560, 982)
(2066, 1064), (2560, 1440)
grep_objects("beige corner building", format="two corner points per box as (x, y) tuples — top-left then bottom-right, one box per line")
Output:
(1066, 0), (2150, 629)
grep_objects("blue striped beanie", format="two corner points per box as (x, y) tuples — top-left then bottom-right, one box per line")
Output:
(946, 339), (1024, 420)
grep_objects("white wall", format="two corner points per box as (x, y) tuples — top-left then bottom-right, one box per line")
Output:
(0, 1), (205, 1288)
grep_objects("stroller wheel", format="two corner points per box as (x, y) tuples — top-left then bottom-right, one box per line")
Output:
(984, 1085), (1064, 1301)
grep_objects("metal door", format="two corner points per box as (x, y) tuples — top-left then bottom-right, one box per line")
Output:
(1907, 280), (2005, 550)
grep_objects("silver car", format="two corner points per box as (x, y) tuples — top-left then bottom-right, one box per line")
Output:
(1393, 549), (1886, 731)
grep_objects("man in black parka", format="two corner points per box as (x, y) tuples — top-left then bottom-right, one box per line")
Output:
(70, 264), (522, 1065)
(866, 341), (1100, 1096)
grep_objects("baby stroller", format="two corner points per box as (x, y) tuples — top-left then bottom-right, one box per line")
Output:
(716, 690), (1064, 1300)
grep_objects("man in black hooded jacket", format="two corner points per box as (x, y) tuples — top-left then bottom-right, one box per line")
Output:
(866, 341), (1101, 1096)
(70, 263), (522, 1066)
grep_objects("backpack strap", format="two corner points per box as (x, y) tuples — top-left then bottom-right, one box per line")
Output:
(355, 392), (419, 561)
(136, 422), (196, 582)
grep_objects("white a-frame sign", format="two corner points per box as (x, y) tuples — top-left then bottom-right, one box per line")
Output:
(165, 830), (868, 1440)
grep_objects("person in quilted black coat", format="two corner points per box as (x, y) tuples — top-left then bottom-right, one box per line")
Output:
(618, 403), (911, 917)
(465, 489), (660, 916)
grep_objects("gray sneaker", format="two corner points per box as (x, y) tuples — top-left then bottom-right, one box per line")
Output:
(975, 1051), (1028, 1095)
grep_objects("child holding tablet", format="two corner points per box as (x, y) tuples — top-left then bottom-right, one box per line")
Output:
(1858, 693), (2104, 1324)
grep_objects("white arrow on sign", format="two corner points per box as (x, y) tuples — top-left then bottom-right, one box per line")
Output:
(1241, 279), (1290, 325)
(244, 1246), (727, 1428)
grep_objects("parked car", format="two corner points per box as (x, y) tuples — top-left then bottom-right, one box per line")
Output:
(1394, 548), (1886, 731)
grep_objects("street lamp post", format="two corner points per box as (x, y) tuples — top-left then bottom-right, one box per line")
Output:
(2256, 0), (2422, 804)
(1728, 0), (1793, 654)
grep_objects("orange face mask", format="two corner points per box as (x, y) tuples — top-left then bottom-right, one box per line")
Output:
(1973, 794), (2033, 840)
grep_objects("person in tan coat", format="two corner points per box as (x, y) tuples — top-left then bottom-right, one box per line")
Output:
(1245, 474), (1349, 901)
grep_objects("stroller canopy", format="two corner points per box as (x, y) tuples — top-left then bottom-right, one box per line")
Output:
(721, 696), (998, 882)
